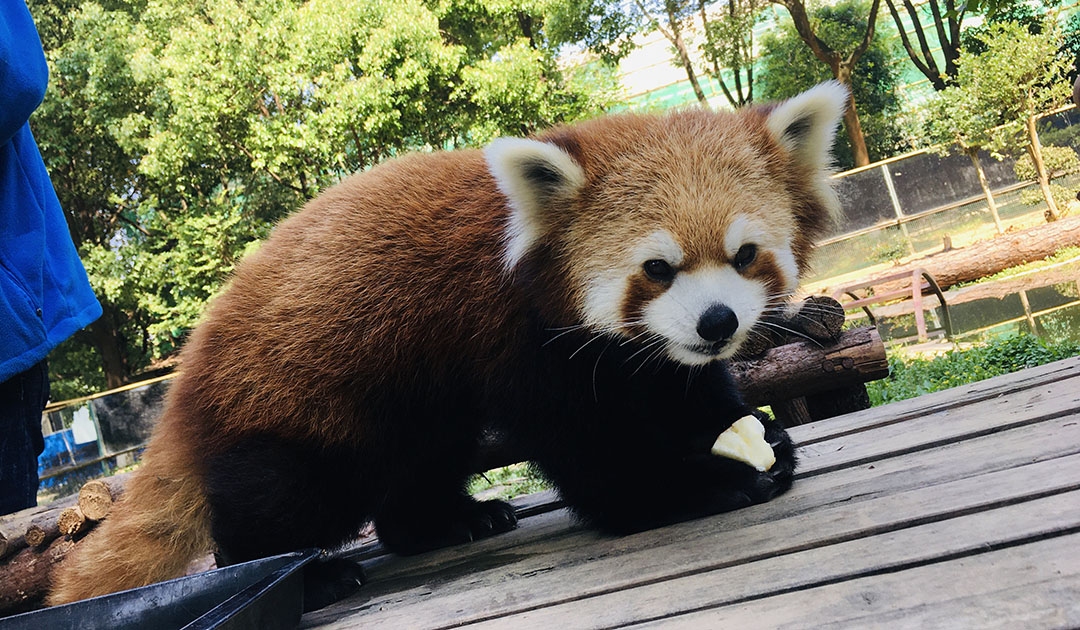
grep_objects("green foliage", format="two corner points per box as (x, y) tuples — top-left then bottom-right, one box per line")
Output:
(699, 0), (760, 106)
(869, 238), (908, 264)
(1063, 12), (1080, 81)
(955, 21), (1072, 158)
(756, 0), (909, 168)
(959, 1), (1044, 56)
(867, 333), (1080, 406)
(1019, 182), (1075, 209)
(924, 82), (1000, 156)
(1014, 145), (1080, 180)
(30, 0), (621, 396)
(468, 463), (551, 500)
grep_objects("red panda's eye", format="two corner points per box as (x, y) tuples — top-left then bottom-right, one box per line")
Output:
(733, 244), (758, 270)
(643, 259), (676, 282)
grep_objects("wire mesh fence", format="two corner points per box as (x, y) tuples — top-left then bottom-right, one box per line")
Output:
(806, 107), (1080, 286)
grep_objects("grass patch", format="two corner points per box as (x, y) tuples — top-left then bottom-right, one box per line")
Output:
(468, 463), (550, 501)
(953, 246), (1080, 288)
(867, 333), (1080, 406)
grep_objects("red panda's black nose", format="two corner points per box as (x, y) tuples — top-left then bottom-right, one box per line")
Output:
(697, 304), (739, 343)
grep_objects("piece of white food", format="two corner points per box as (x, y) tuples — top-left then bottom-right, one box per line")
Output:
(710, 415), (776, 472)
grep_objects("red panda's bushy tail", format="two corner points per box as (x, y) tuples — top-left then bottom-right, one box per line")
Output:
(47, 431), (214, 606)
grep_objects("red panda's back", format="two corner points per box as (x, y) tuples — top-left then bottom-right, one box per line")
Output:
(166, 149), (521, 446)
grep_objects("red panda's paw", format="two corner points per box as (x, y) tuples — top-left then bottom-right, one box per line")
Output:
(375, 497), (518, 556)
(686, 416), (797, 513)
(303, 557), (366, 612)
(745, 417), (797, 503)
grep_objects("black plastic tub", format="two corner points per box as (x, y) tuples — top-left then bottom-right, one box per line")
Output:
(0, 549), (320, 630)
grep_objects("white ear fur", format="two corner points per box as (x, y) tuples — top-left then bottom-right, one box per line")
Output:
(766, 81), (848, 220)
(766, 81), (848, 171)
(484, 137), (585, 270)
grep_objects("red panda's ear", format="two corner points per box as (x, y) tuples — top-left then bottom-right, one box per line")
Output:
(484, 137), (585, 269)
(765, 81), (847, 173)
(765, 81), (847, 223)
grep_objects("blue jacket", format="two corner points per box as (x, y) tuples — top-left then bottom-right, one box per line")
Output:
(0, 0), (101, 383)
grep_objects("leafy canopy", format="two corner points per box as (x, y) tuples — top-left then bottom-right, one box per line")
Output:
(30, 0), (620, 396)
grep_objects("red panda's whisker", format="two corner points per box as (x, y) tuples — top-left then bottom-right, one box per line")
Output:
(756, 320), (825, 347)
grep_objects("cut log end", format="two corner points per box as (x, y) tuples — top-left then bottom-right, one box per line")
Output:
(57, 507), (87, 537)
(78, 479), (116, 521)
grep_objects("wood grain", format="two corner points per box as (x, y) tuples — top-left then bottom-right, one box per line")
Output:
(461, 490), (1080, 630)
(303, 451), (1080, 629)
(624, 533), (1080, 630)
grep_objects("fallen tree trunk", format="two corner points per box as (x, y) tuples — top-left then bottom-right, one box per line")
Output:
(57, 507), (88, 537)
(0, 536), (77, 615)
(728, 327), (889, 408)
(828, 215), (1080, 296)
(0, 495), (78, 561)
(0, 474), (133, 615)
(0, 533), (26, 563)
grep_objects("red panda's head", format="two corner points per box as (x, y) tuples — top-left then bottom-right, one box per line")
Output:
(485, 82), (847, 366)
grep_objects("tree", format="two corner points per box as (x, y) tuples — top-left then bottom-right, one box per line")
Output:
(699, 0), (761, 107)
(29, 0), (621, 397)
(757, 0), (908, 169)
(881, 0), (964, 90)
(956, 21), (1072, 221)
(632, 0), (710, 104)
(770, 0), (882, 166)
(925, 88), (1005, 233)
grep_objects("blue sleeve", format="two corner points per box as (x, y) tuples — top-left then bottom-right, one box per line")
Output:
(0, 0), (49, 144)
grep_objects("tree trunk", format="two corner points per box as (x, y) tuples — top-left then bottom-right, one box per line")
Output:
(668, 10), (709, 104)
(838, 69), (870, 167)
(86, 307), (127, 389)
(967, 147), (1003, 234)
(1026, 113), (1060, 221)
(727, 326), (888, 407)
(828, 215), (1080, 295)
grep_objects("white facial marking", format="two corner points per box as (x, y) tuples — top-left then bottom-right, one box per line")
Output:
(643, 265), (767, 366)
(581, 230), (684, 330)
(637, 229), (684, 267)
(773, 245), (799, 293)
(724, 216), (768, 258)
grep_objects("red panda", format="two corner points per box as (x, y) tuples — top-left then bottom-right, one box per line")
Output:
(48, 82), (847, 606)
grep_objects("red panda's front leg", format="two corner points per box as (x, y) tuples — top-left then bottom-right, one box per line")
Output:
(531, 409), (797, 535)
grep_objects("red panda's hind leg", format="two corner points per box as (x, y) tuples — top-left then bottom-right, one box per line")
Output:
(202, 434), (374, 563)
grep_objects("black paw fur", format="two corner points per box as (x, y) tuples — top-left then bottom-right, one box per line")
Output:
(303, 557), (366, 612)
(376, 498), (518, 556)
(687, 414), (797, 513)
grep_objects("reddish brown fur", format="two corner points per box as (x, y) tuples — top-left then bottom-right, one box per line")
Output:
(48, 106), (834, 604)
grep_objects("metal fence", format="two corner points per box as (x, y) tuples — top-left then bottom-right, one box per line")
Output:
(806, 106), (1080, 285)
(37, 376), (172, 498)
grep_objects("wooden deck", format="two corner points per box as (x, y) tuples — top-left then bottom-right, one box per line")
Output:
(300, 357), (1080, 629)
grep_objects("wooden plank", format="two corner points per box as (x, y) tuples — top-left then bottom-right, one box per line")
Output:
(356, 414), (1080, 583)
(794, 372), (1080, 477)
(623, 533), (1080, 630)
(819, 579), (1080, 630)
(456, 490), (1080, 630)
(300, 451), (1080, 629)
(789, 356), (1079, 446)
